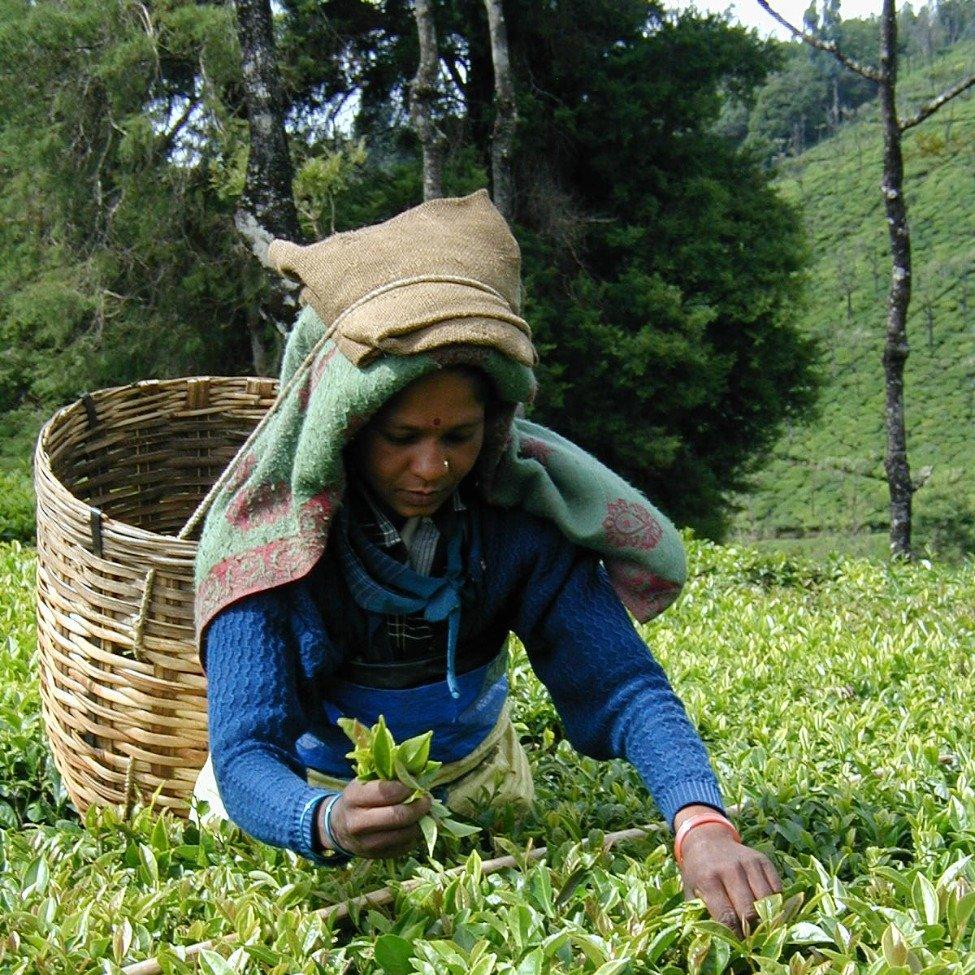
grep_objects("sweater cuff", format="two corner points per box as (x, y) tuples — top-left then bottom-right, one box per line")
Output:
(656, 779), (726, 831)
(294, 791), (339, 865)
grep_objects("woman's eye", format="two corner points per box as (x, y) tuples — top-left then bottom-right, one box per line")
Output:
(445, 431), (475, 445)
(382, 432), (416, 446)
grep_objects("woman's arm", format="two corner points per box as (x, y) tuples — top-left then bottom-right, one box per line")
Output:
(511, 526), (724, 824)
(203, 589), (336, 862)
(510, 521), (780, 931)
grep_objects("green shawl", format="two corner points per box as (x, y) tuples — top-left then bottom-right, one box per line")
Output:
(194, 306), (686, 644)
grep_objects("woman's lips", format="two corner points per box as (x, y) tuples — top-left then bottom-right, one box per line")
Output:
(400, 488), (447, 503)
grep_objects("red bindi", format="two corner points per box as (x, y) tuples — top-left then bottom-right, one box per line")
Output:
(433, 418), (442, 427)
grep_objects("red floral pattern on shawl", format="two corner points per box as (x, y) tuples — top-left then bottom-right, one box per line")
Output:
(605, 563), (682, 619)
(517, 436), (554, 465)
(602, 499), (664, 551)
(197, 490), (337, 632)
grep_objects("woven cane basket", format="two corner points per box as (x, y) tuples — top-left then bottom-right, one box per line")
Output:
(34, 375), (278, 817)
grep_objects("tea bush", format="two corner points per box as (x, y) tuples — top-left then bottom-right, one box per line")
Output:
(1, 538), (974, 974)
(0, 468), (35, 544)
(730, 40), (975, 557)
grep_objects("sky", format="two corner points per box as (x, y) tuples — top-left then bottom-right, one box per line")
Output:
(666, 0), (885, 39)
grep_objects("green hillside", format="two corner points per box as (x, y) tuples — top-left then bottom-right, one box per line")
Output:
(731, 39), (975, 560)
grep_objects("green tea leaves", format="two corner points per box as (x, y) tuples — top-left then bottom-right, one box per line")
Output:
(373, 716), (396, 780)
(420, 815), (438, 859)
(3, 540), (975, 972)
(399, 730), (433, 774)
(374, 933), (415, 974)
(337, 715), (479, 860)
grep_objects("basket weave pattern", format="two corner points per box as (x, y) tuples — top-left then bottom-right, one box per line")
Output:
(34, 376), (277, 816)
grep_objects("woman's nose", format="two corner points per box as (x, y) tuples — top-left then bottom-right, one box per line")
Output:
(411, 442), (447, 480)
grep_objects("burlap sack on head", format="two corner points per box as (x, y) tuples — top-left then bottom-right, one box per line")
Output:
(267, 189), (537, 368)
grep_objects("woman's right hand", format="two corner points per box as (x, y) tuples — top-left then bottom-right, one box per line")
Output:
(319, 779), (432, 858)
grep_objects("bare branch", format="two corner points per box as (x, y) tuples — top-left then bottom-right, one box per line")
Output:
(754, 0), (884, 83)
(442, 54), (467, 101)
(152, 97), (198, 161)
(900, 72), (975, 131)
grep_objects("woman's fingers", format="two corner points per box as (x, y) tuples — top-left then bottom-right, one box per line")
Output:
(678, 831), (784, 938)
(330, 779), (434, 858)
(345, 794), (432, 836)
(745, 855), (780, 903)
(345, 778), (414, 807)
(722, 863), (759, 934)
(693, 880), (740, 935)
(761, 856), (783, 894)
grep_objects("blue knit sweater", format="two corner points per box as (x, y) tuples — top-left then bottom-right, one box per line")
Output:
(203, 503), (725, 862)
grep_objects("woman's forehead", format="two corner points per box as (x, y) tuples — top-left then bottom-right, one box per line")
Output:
(379, 371), (486, 427)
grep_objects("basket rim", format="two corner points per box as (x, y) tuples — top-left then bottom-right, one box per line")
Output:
(34, 375), (276, 551)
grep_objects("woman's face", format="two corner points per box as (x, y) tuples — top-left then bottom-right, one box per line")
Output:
(352, 369), (486, 518)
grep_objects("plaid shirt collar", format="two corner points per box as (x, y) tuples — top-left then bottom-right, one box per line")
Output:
(355, 485), (466, 551)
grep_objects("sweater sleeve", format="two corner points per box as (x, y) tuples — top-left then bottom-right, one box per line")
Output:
(511, 521), (725, 829)
(203, 588), (338, 863)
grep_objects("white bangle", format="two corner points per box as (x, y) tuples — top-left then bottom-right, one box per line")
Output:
(321, 794), (355, 859)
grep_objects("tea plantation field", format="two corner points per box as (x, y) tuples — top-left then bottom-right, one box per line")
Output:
(731, 41), (975, 560)
(1, 539), (973, 974)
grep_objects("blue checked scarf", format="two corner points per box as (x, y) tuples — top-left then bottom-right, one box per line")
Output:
(332, 500), (483, 698)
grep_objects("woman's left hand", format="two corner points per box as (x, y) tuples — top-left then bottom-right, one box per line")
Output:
(675, 807), (782, 936)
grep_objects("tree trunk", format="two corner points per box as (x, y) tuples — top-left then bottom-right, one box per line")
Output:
(758, 0), (975, 556)
(483, 0), (517, 222)
(410, 0), (445, 201)
(231, 0), (301, 370)
(879, 0), (914, 556)
(233, 0), (300, 244)
(247, 307), (269, 376)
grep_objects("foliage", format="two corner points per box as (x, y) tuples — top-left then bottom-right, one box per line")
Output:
(509, 8), (818, 538)
(0, 545), (65, 829)
(739, 0), (975, 167)
(0, 0), (820, 540)
(914, 469), (975, 560)
(3, 537), (975, 971)
(742, 23), (877, 166)
(0, 468), (36, 545)
(0, 0), (264, 408)
(731, 38), (975, 559)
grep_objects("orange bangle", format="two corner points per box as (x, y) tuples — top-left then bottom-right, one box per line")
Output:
(673, 813), (741, 867)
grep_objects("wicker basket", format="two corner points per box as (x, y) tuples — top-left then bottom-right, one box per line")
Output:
(34, 375), (278, 817)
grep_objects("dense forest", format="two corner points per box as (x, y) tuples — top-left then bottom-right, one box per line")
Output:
(0, 0), (817, 540)
(1, 0), (972, 553)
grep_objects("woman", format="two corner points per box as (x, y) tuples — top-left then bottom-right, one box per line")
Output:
(193, 190), (780, 933)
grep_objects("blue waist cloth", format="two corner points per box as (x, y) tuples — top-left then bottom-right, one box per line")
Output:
(296, 648), (509, 777)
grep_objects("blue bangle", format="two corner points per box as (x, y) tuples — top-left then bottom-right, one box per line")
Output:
(322, 794), (355, 860)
